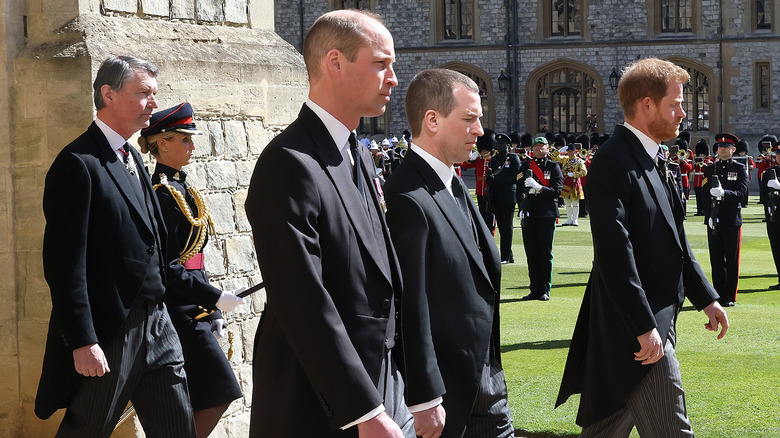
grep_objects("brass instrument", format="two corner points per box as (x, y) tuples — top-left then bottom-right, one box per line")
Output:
(676, 149), (688, 160)
(578, 149), (589, 159)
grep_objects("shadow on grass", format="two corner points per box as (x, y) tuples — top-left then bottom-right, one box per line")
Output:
(739, 273), (776, 279)
(551, 282), (588, 289)
(502, 339), (571, 353)
(557, 271), (591, 276)
(514, 432), (578, 438)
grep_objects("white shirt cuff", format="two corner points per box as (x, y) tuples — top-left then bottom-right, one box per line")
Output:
(407, 397), (443, 413)
(341, 404), (385, 430)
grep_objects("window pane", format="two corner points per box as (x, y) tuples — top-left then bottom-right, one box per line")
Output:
(679, 0), (692, 31)
(759, 64), (771, 109)
(661, 0), (675, 32)
(569, 0), (581, 35)
(460, 0), (473, 38)
(444, 0), (456, 39)
(538, 77), (550, 132)
(758, 0), (772, 29)
(552, 0), (563, 36)
(695, 71), (709, 130)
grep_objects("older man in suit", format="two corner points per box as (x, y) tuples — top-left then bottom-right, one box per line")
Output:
(384, 68), (514, 438)
(245, 10), (414, 438)
(36, 56), (204, 437)
(556, 58), (729, 437)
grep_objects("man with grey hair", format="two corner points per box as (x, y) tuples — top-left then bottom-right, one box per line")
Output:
(35, 55), (197, 437)
(246, 9), (414, 438)
(384, 68), (514, 438)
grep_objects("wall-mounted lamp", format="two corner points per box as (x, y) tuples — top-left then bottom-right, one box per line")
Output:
(498, 69), (511, 92)
(609, 67), (620, 90)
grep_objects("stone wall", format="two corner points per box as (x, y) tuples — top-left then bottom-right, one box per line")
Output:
(4, 0), (307, 437)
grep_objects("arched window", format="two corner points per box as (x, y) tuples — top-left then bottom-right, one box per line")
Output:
(440, 63), (495, 129)
(670, 59), (713, 133)
(529, 63), (602, 134)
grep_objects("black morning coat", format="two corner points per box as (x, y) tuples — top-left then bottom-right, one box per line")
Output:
(245, 105), (403, 437)
(556, 124), (719, 427)
(384, 149), (503, 437)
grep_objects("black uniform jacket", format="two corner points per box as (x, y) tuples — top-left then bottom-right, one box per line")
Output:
(151, 163), (222, 323)
(35, 123), (215, 419)
(702, 159), (748, 227)
(245, 105), (403, 436)
(488, 152), (522, 206)
(556, 125), (719, 427)
(517, 157), (563, 218)
(383, 149), (502, 437)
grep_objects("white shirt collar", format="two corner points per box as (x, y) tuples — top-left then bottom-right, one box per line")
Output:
(410, 143), (457, 196)
(94, 117), (129, 153)
(623, 122), (661, 162)
(306, 99), (353, 153)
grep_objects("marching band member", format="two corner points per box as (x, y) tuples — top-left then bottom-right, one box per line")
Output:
(693, 138), (710, 215)
(556, 143), (588, 226)
(760, 142), (780, 290)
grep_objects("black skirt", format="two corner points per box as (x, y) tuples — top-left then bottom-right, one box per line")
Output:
(173, 318), (243, 411)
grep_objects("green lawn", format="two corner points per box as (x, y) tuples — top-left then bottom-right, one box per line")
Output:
(496, 200), (780, 437)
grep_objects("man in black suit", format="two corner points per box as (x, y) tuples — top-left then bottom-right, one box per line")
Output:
(36, 56), (203, 437)
(518, 136), (563, 301)
(384, 68), (514, 438)
(245, 10), (413, 438)
(556, 58), (729, 437)
(702, 133), (748, 307)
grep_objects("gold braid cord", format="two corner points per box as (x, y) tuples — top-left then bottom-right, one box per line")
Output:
(153, 173), (216, 263)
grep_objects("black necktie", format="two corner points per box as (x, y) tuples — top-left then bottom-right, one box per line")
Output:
(452, 175), (479, 244)
(348, 134), (364, 196)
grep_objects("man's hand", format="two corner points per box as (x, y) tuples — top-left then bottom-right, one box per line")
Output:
(635, 328), (663, 365)
(357, 412), (405, 438)
(412, 404), (445, 438)
(702, 301), (729, 339)
(73, 343), (110, 377)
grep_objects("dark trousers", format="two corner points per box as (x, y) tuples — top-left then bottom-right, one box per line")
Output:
(493, 203), (516, 262)
(768, 224), (780, 282)
(707, 225), (741, 302)
(522, 217), (556, 296)
(56, 300), (195, 438)
(694, 187), (705, 215)
(476, 195), (495, 232)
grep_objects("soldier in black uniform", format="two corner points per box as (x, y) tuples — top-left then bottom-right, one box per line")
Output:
(759, 143), (780, 290)
(489, 132), (522, 263)
(702, 133), (748, 307)
(139, 103), (243, 437)
(517, 136), (563, 301)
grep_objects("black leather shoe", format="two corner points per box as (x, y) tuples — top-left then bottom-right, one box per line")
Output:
(769, 284), (780, 290)
(520, 293), (536, 301)
(539, 293), (550, 301)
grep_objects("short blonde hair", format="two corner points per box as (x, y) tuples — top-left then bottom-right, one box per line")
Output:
(617, 58), (690, 119)
(302, 9), (385, 81)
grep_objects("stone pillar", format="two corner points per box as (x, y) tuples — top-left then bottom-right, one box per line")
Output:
(6, 0), (307, 436)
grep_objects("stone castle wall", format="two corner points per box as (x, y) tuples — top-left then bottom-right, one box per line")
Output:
(3, 0), (307, 436)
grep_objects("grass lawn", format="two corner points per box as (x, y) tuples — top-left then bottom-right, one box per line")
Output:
(496, 200), (780, 437)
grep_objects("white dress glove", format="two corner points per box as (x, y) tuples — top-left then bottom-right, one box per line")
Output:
(216, 286), (247, 312)
(559, 146), (568, 154)
(768, 179), (780, 190)
(567, 172), (574, 177)
(469, 150), (479, 161)
(525, 177), (543, 192)
(211, 318), (226, 338)
(708, 217), (716, 229)
(710, 186), (725, 198)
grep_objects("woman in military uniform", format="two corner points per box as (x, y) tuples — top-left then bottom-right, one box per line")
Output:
(138, 102), (243, 438)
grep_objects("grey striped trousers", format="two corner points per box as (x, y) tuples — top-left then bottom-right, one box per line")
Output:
(55, 300), (196, 438)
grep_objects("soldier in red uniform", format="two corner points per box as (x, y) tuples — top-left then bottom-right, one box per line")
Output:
(461, 130), (496, 232)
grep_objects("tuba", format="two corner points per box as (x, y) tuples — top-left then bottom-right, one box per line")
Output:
(578, 149), (589, 159)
